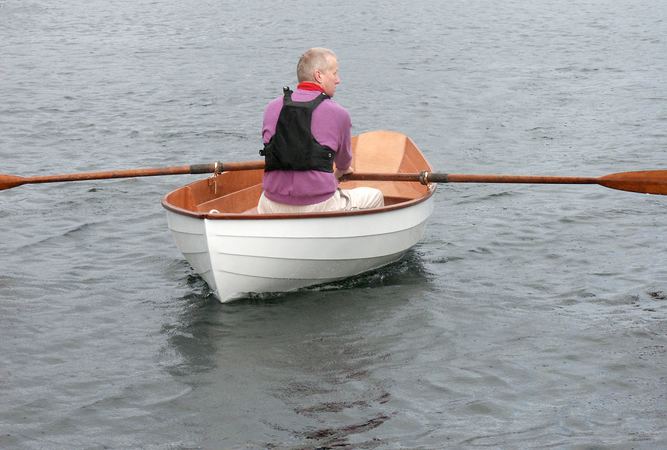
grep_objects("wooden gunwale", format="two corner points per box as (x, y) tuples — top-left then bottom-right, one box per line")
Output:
(161, 185), (435, 220)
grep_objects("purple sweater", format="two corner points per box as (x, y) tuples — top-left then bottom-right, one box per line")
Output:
(262, 88), (352, 205)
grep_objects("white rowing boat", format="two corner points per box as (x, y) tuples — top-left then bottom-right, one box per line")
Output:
(161, 130), (436, 302)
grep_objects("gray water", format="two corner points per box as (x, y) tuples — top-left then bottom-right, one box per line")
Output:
(1, 0), (666, 448)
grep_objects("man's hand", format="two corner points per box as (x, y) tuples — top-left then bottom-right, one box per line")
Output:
(334, 167), (354, 180)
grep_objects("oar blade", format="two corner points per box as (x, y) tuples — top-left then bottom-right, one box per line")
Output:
(599, 170), (667, 195)
(0, 174), (26, 191)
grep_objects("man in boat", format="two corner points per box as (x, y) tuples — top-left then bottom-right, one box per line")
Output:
(258, 47), (384, 213)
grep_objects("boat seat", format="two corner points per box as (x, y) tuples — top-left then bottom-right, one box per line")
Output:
(352, 130), (407, 172)
(197, 183), (263, 214)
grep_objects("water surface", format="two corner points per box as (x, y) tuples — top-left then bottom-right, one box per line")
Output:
(1, 0), (666, 448)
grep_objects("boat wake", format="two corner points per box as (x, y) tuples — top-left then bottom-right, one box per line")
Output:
(308, 249), (429, 292)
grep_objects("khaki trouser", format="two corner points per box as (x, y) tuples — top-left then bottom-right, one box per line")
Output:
(257, 188), (384, 214)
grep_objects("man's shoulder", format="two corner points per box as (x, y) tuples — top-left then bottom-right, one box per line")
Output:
(267, 95), (284, 107)
(264, 96), (284, 115)
(320, 98), (350, 118)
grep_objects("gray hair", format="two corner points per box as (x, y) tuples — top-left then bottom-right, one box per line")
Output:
(297, 48), (337, 82)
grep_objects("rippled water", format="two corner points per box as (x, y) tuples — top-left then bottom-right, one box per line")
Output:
(1, 1), (666, 448)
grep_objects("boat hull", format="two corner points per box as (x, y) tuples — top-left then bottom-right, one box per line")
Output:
(165, 195), (433, 301)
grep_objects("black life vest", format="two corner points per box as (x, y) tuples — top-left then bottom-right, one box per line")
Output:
(260, 87), (335, 172)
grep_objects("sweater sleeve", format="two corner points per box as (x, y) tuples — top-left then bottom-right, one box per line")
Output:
(333, 108), (352, 170)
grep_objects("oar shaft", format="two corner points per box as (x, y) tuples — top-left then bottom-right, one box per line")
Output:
(347, 172), (599, 185)
(347, 170), (667, 195)
(346, 173), (423, 182)
(26, 164), (205, 185)
(435, 173), (599, 184)
(16, 160), (265, 186)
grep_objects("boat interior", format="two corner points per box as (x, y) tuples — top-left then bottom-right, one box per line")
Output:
(163, 131), (434, 217)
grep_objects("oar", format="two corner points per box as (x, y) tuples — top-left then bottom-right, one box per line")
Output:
(2, 162), (665, 196)
(0, 160), (265, 191)
(345, 170), (667, 195)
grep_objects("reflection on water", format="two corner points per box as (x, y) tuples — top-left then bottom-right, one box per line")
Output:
(161, 251), (433, 447)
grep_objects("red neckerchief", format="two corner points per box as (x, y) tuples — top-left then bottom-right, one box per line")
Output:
(297, 81), (326, 93)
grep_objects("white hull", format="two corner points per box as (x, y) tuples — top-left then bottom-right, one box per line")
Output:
(166, 196), (433, 302)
